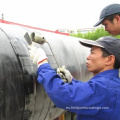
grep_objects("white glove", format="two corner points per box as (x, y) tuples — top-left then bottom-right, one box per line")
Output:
(28, 45), (48, 67)
(57, 66), (73, 83)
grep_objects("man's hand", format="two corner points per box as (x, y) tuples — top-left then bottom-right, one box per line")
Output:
(57, 66), (73, 83)
(28, 46), (48, 67)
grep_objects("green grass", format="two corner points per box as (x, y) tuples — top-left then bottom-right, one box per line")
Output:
(70, 27), (120, 40)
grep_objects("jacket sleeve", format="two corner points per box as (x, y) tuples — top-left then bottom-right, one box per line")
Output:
(37, 63), (107, 115)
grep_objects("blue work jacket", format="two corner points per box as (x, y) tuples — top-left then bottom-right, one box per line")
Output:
(37, 63), (120, 120)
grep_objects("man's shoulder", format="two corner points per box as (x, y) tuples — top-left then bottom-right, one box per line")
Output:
(89, 69), (120, 88)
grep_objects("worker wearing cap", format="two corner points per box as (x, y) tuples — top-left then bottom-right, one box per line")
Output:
(29, 36), (120, 120)
(94, 3), (120, 36)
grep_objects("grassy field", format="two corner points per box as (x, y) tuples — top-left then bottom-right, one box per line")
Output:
(70, 27), (120, 40)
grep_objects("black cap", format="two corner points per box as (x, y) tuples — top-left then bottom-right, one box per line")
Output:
(80, 36), (120, 63)
(94, 4), (120, 27)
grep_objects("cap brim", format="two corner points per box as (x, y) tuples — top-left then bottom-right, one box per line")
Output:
(79, 39), (104, 48)
(94, 18), (104, 27)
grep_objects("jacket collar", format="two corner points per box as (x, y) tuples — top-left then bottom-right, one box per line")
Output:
(93, 69), (119, 78)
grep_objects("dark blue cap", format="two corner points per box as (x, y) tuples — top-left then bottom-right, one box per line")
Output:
(80, 36), (120, 63)
(94, 4), (120, 27)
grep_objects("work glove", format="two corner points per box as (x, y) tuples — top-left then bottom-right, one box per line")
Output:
(28, 45), (48, 67)
(57, 66), (73, 83)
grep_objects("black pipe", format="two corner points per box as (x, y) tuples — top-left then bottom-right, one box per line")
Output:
(0, 24), (92, 120)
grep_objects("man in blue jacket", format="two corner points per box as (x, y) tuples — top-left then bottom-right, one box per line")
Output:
(29, 36), (120, 120)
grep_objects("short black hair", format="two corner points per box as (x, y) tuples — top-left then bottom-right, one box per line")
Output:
(101, 48), (120, 69)
(105, 12), (120, 22)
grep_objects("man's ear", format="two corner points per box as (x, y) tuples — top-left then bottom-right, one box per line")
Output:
(105, 55), (115, 66)
(115, 15), (120, 23)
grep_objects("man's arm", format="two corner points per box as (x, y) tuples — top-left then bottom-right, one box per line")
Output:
(29, 46), (107, 115)
(37, 63), (107, 115)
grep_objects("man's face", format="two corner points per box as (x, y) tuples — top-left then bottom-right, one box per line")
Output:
(86, 46), (108, 75)
(102, 16), (120, 35)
